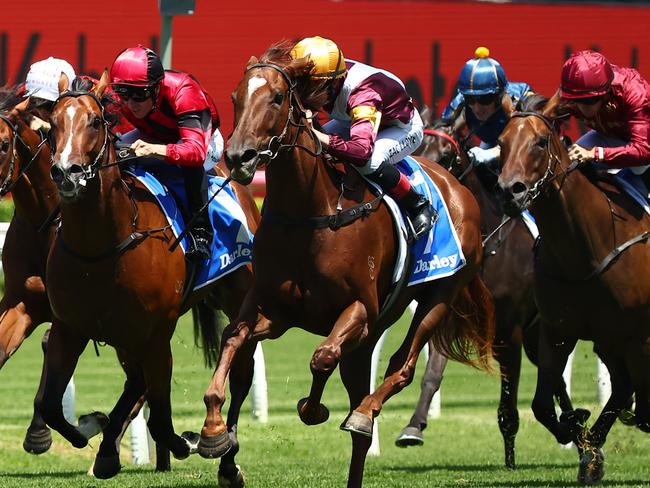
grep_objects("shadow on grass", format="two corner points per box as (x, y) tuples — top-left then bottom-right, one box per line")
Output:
(385, 462), (574, 473)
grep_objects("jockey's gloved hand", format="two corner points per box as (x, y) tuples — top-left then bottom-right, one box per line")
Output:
(468, 146), (500, 167)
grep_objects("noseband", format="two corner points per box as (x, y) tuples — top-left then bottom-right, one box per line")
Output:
(51, 91), (110, 181)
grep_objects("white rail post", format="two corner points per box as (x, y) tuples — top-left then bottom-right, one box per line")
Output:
(251, 342), (268, 422)
(130, 405), (150, 464)
(368, 328), (389, 456)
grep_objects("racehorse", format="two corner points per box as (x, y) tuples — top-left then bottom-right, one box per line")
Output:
(199, 42), (495, 488)
(498, 94), (650, 484)
(40, 71), (261, 485)
(396, 108), (575, 468)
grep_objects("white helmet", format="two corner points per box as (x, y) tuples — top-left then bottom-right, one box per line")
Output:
(25, 57), (76, 102)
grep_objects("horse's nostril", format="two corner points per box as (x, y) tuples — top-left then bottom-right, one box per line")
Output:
(511, 182), (528, 195)
(50, 166), (64, 184)
(69, 164), (84, 175)
(241, 149), (257, 163)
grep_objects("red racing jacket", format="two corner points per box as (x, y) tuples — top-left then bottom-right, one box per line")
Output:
(119, 70), (220, 168)
(566, 65), (650, 168)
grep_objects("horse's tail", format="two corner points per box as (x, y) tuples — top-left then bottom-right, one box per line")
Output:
(430, 275), (495, 371)
(191, 301), (227, 368)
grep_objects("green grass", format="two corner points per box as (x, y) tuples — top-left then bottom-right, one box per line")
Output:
(0, 312), (649, 487)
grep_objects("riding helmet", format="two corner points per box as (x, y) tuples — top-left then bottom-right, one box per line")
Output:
(560, 50), (614, 100)
(457, 47), (507, 96)
(291, 36), (347, 80)
(110, 45), (165, 87)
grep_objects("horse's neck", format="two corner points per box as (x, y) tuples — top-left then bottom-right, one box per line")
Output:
(534, 165), (613, 277)
(463, 168), (503, 231)
(59, 155), (132, 252)
(12, 128), (59, 227)
(264, 133), (340, 217)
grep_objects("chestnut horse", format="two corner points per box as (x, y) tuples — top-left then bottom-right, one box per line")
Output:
(396, 110), (575, 468)
(498, 94), (650, 484)
(199, 43), (494, 488)
(40, 72), (260, 485)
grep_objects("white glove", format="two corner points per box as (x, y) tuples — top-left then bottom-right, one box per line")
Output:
(468, 146), (500, 166)
(29, 116), (51, 132)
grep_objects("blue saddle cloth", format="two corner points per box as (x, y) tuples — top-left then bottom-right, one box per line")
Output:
(394, 157), (466, 287)
(125, 166), (253, 291)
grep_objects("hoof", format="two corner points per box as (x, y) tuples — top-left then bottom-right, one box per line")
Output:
(219, 464), (245, 488)
(93, 454), (121, 479)
(23, 426), (52, 454)
(578, 448), (605, 485)
(395, 426), (424, 447)
(198, 430), (231, 459)
(297, 398), (330, 426)
(618, 408), (636, 426)
(181, 431), (200, 455)
(340, 411), (373, 438)
(78, 411), (109, 440)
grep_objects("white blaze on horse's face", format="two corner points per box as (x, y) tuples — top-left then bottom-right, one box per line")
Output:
(57, 105), (78, 169)
(247, 76), (267, 100)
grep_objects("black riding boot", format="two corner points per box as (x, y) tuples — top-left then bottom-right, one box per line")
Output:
(183, 167), (213, 261)
(366, 161), (436, 240)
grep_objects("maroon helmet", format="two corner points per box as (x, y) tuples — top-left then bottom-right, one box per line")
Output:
(560, 51), (614, 100)
(110, 45), (164, 88)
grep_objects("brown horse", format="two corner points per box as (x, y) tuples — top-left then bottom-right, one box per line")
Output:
(498, 94), (650, 484)
(0, 90), (62, 455)
(39, 71), (261, 484)
(199, 43), (494, 488)
(396, 109), (575, 468)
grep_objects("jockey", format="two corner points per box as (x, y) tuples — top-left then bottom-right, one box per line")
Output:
(290, 36), (435, 239)
(442, 47), (534, 170)
(109, 45), (224, 260)
(560, 50), (650, 192)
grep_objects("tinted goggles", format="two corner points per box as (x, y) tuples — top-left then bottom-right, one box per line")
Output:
(465, 94), (498, 106)
(112, 85), (153, 102)
(574, 96), (602, 106)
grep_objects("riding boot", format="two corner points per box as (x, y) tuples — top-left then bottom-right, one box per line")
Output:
(183, 166), (213, 261)
(366, 161), (436, 240)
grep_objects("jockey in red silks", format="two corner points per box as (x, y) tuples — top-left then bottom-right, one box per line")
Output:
(290, 36), (435, 239)
(110, 45), (224, 260)
(560, 50), (650, 193)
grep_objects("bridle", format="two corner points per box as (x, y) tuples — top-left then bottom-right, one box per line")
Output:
(243, 63), (323, 163)
(50, 90), (110, 182)
(0, 114), (48, 197)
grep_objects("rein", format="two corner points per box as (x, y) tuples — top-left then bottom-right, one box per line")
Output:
(511, 110), (650, 280)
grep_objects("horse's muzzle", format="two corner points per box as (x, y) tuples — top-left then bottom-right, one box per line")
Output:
(50, 163), (87, 200)
(497, 179), (529, 217)
(224, 148), (260, 185)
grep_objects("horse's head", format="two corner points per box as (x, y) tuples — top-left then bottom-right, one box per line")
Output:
(497, 94), (565, 216)
(225, 43), (321, 184)
(49, 70), (111, 201)
(0, 94), (32, 197)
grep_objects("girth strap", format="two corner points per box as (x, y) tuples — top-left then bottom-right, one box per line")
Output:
(584, 230), (650, 281)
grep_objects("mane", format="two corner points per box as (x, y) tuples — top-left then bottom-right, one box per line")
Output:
(0, 85), (22, 112)
(258, 40), (330, 111)
(518, 94), (548, 113)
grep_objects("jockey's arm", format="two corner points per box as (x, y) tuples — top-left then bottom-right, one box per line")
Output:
(595, 105), (650, 168)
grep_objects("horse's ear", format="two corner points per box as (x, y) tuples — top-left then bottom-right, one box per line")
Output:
(419, 105), (432, 125)
(8, 97), (30, 121)
(93, 70), (111, 98)
(542, 91), (562, 120)
(246, 56), (259, 70)
(58, 72), (70, 94)
(501, 95), (514, 118)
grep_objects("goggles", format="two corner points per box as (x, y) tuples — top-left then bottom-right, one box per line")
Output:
(465, 94), (499, 106)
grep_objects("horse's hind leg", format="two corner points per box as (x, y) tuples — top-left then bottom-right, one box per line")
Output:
(93, 349), (148, 479)
(624, 339), (650, 433)
(298, 300), (370, 426)
(395, 340), (448, 447)
(141, 334), (190, 461)
(339, 347), (373, 488)
(36, 320), (90, 448)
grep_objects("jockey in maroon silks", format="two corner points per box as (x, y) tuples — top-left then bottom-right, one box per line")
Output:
(560, 50), (650, 193)
(290, 36), (435, 239)
(109, 45), (223, 260)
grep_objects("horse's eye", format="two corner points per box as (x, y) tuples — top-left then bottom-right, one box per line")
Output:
(0, 140), (9, 153)
(536, 136), (548, 148)
(273, 92), (284, 105)
(92, 117), (101, 129)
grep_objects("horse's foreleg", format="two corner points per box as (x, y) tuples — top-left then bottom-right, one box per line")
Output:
(93, 349), (148, 479)
(36, 320), (89, 448)
(0, 302), (37, 367)
(531, 324), (579, 445)
(395, 341), (448, 448)
(624, 339), (650, 433)
(141, 334), (189, 461)
(495, 324), (523, 469)
(23, 326), (52, 454)
(298, 300), (369, 426)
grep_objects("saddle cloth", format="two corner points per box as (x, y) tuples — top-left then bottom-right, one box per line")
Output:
(125, 166), (253, 291)
(377, 156), (467, 287)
